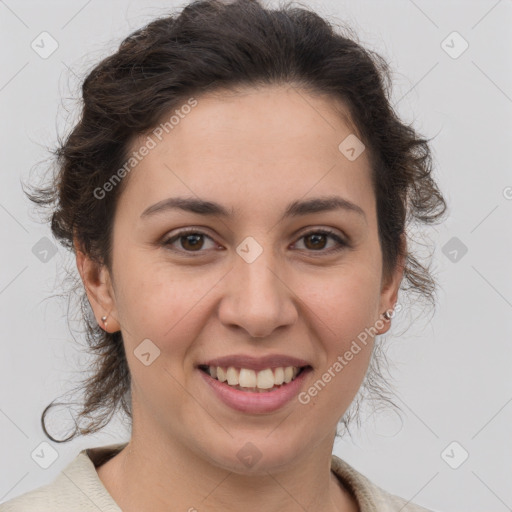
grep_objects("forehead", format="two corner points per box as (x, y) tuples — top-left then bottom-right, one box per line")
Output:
(118, 84), (374, 223)
(157, 84), (360, 160)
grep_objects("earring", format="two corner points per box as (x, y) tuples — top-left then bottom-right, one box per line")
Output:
(101, 315), (108, 329)
(383, 310), (392, 321)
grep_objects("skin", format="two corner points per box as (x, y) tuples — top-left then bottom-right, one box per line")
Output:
(76, 84), (405, 512)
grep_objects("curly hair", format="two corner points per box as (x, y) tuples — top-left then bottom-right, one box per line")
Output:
(24, 0), (447, 443)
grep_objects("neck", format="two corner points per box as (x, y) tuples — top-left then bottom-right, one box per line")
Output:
(96, 421), (358, 512)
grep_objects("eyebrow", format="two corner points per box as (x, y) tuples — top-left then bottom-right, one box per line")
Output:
(140, 195), (366, 222)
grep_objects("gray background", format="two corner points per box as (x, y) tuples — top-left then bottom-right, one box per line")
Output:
(1, 1), (511, 510)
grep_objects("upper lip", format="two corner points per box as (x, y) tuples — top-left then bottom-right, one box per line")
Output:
(198, 354), (312, 372)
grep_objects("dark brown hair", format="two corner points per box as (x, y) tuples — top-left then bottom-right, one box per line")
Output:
(24, 0), (447, 442)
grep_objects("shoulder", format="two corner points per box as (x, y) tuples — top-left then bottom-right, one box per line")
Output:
(331, 454), (438, 512)
(0, 481), (57, 512)
(0, 444), (126, 512)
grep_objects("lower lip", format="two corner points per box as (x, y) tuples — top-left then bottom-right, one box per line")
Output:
(198, 368), (311, 414)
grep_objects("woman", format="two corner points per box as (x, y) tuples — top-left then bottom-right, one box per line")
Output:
(1, 0), (447, 510)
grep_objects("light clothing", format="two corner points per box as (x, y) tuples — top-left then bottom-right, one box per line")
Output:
(0, 442), (435, 511)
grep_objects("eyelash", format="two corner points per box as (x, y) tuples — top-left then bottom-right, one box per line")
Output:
(162, 228), (349, 256)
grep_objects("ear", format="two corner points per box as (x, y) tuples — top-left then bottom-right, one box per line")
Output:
(375, 234), (406, 335)
(75, 240), (120, 333)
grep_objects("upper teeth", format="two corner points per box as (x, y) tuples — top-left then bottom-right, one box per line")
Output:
(207, 366), (301, 389)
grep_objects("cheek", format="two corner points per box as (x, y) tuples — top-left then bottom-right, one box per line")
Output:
(113, 244), (193, 328)
(299, 267), (380, 381)
(116, 267), (209, 413)
(114, 257), (219, 373)
(298, 281), (378, 414)
(306, 264), (381, 335)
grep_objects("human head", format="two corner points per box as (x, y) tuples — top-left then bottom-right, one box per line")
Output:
(25, 0), (447, 445)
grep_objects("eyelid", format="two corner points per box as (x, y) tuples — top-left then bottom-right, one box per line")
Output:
(162, 226), (349, 255)
(162, 227), (219, 253)
(293, 226), (347, 243)
(291, 227), (349, 253)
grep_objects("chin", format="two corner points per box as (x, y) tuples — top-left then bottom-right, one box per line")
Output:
(197, 429), (308, 475)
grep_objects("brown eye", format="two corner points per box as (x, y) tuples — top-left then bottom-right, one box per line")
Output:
(180, 233), (204, 251)
(294, 229), (348, 253)
(163, 230), (216, 253)
(162, 227), (348, 256)
(303, 232), (328, 250)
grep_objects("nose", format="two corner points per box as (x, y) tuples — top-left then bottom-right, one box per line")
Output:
(218, 247), (298, 338)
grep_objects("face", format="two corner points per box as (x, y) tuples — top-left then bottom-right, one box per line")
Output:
(78, 84), (403, 473)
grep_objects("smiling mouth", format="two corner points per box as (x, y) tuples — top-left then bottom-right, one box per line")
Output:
(198, 364), (311, 393)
